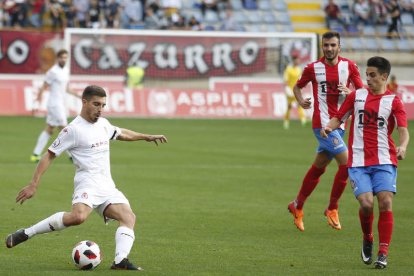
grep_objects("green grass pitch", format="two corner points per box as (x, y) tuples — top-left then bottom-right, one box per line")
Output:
(0, 116), (413, 275)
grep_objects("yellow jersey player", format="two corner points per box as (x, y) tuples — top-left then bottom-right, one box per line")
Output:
(283, 55), (306, 129)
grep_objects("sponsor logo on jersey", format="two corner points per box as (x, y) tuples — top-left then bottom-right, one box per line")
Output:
(91, 141), (109, 148)
(52, 138), (61, 148)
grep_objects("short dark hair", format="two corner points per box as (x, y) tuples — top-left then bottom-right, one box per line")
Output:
(367, 56), (391, 76)
(82, 85), (107, 100)
(322, 31), (341, 44)
(56, 49), (68, 58)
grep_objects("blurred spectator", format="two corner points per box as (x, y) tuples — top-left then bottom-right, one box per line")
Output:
(144, 5), (167, 29)
(188, 15), (202, 30)
(49, 0), (64, 30)
(73, 0), (89, 27)
(385, 0), (401, 39)
(62, 0), (76, 28)
(171, 12), (186, 29)
(160, 0), (181, 18)
(219, 9), (243, 31)
(147, 0), (161, 14)
(387, 75), (399, 94)
(401, 0), (414, 21)
(370, 0), (387, 25)
(6, 0), (28, 27)
(29, 0), (44, 28)
(200, 0), (218, 16)
(105, 0), (120, 28)
(324, 0), (348, 29)
(120, 0), (144, 29)
(87, 0), (102, 28)
(352, 0), (371, 25)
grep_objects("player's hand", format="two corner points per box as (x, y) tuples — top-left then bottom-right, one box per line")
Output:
(320, 127), (332, 138)
(299, 97), (312, 109)
(16, 185), (37, 205)
(146, 135), (168, 146)
(396, 146), (406, 160)
(338, 83), (351, 96)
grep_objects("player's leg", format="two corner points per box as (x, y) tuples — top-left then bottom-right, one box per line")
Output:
(323, 129), (348, 230)
(283, 97), (293, 129)
(288, 151), (330, 231)
(297, 106), (307, 126)
(372, 165), (397, 269)
(31, 124), (54, 162)
(104, 203), (143, 271)
(5, 203), (92, 248)
(349, 167), (375, 265)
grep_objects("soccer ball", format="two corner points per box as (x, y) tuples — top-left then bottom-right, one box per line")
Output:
(71, 240), (102, 270)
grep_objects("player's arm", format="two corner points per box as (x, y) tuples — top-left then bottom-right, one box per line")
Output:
(117, 128), (167, 146)
(293, 84), (311, 109)
(16, 151), (56, 204)
(396, 127), (409, 160)
(293, 64), (312, 109)
(36, 81), (49, 103)
(320, 117), (342, 138)
(66, 84), (81, 99)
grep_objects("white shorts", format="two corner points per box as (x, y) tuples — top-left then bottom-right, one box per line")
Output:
(72, 187), (130, 223)
(46, 105), (67, 127)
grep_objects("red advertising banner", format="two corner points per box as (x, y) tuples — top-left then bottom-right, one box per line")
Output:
(0, 31), (63, 74)
(69, 33), (266, 78)
(1, 76), (414, 119)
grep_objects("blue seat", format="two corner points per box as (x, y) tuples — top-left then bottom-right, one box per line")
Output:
(364, 38), (378, 51)
(263, 12), (276, 24)
(258, 0), (272, 10)
(276, 13), (290, 25)
(273, 0), (287, 11)
(204, 10), (219, 23)
(363, 25), (376, 35)
(244, 0), (258, 10)
(265, 24), (278, 32)
(247, 11), (262, 24)
(350, 37), (364, 51)
(379, 38), (396, 51)
(204, 25), (215, 31)
(230, 0), (243, 10)
(233, 10), (248, 24)
(401, 13), (414, 25)
(396, 39), (413, 51)
(279, 25), (294, 32)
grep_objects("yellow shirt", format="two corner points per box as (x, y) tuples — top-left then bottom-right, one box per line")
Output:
(127, 66), (145, 88)
(283, 65), (302, 90)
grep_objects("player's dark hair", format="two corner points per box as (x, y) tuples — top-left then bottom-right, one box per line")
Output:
(56, 49), (68, 58)
(367, 56), (391, 76)
(322, 31), (341, 44)
(82, 85), (107, 100)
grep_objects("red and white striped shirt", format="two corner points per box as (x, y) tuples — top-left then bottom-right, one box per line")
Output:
(335, 89), (408, 167)
(296, 56), (363, 129)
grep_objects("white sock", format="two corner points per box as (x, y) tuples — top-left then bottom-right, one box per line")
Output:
(114, 226), (135, 264)
(33, 131), (51, 155)
(25, 212), (66, 238)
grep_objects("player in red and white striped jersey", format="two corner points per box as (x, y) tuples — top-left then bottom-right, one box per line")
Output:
(322, 56), (410, 269)
(288, 32), (364, 232)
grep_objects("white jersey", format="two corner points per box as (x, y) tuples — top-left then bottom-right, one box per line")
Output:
(48, 116), (121, 191)
(44, 64), (69, 108)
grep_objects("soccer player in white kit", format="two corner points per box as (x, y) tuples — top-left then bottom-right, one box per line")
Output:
(6, 85), (168, 270)
(30, 49), (79, 163)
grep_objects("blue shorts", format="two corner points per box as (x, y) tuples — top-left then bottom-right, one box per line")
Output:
(348, 165), (397, 197)
(313, 128), (347, 159)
